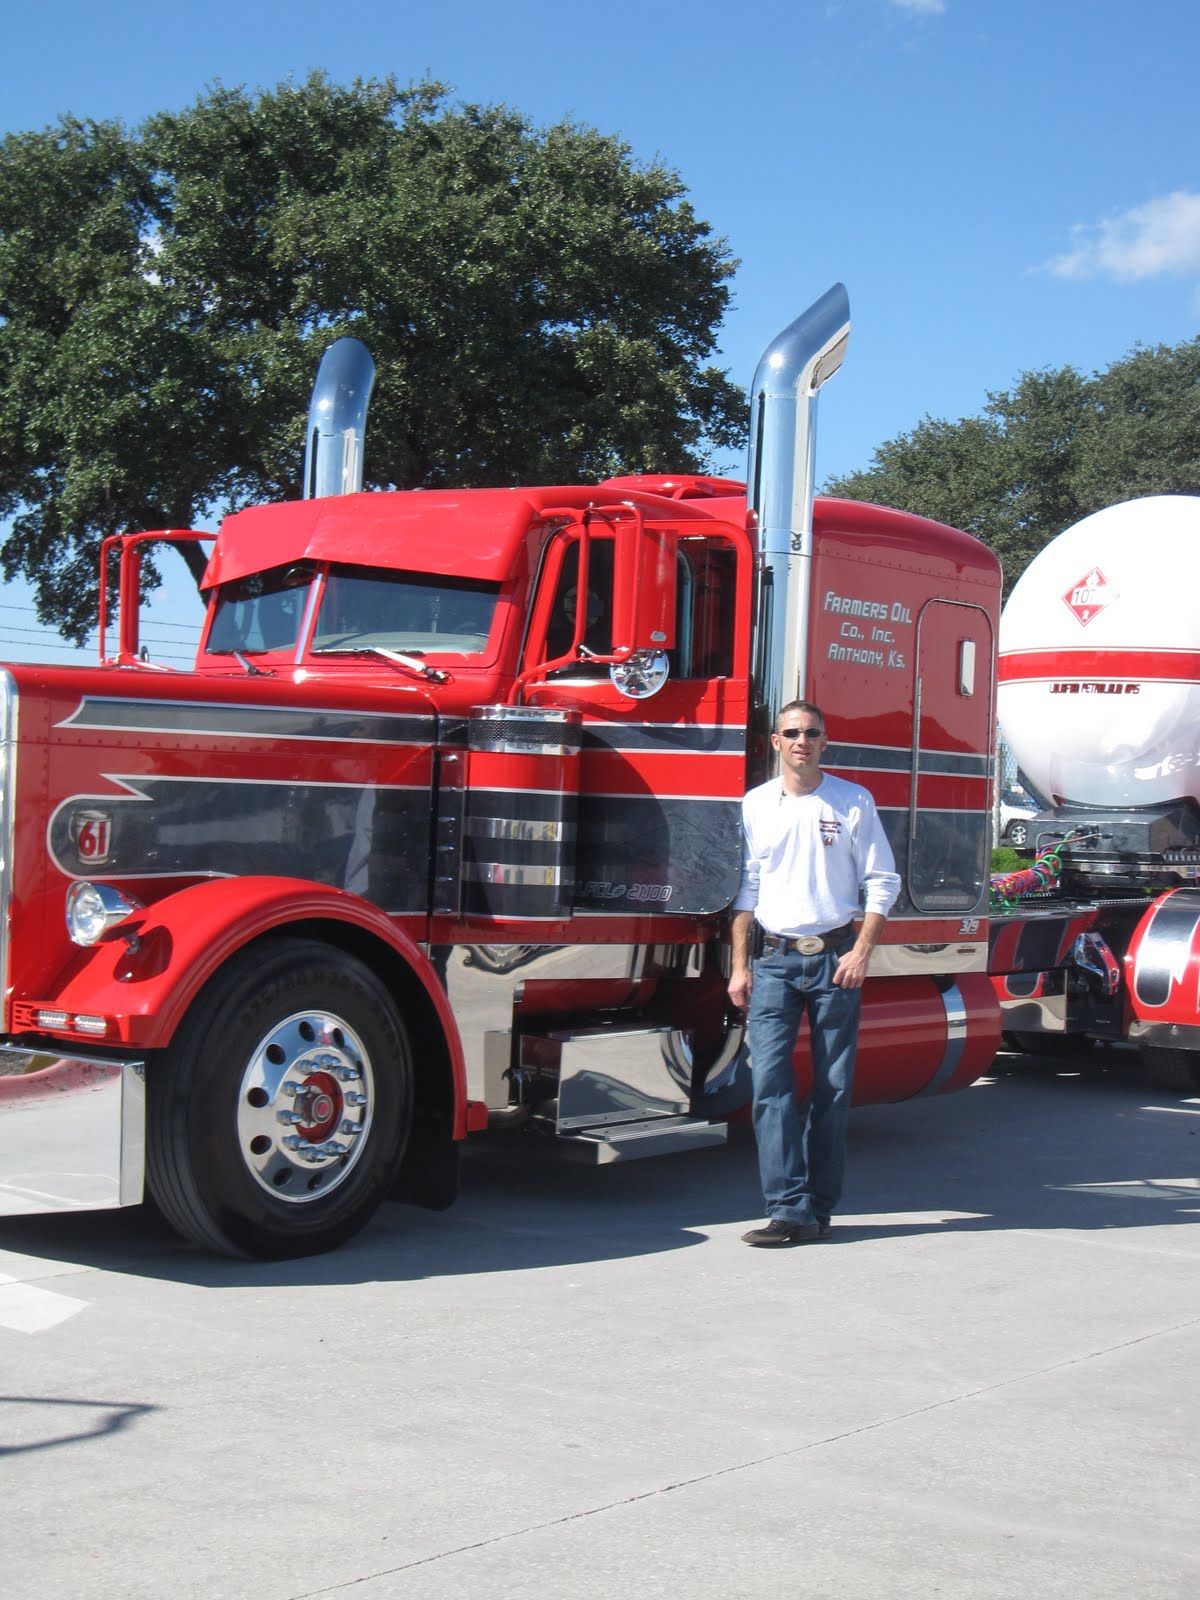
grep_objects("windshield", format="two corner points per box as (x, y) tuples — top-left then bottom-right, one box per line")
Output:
(205, 563), (316, 656)
(310, 566), (500, 656)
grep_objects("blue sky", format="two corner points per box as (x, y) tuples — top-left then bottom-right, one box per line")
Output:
(2, 0), (1198, 662)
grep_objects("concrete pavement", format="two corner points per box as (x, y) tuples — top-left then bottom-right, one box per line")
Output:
(1, 1046), (1197, 1598)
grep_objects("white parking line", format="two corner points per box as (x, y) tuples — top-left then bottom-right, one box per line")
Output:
(1052, 1177), (1200, 1200)
(0, 1273), (87, 1334)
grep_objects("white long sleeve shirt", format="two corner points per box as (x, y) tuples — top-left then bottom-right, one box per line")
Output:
(733, 771), (901, 937)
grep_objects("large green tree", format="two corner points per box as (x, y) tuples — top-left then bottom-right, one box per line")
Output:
(827, 340), (1200, 594)
(0, 75), (744, 640)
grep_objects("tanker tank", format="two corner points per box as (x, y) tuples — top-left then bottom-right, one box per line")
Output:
(998, 495), (1200, 812)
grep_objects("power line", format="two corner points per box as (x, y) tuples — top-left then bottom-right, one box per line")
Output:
(0, 603), (204, 637)
(0, 621), (201, 641)
(0, 627), (197, 650)
(0, 637), (197, 666)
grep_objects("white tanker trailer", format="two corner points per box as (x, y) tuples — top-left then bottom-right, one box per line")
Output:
(992, 495), (1200, 1091)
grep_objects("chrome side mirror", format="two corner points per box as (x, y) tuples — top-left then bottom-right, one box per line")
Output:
(609, 649), (670, 699)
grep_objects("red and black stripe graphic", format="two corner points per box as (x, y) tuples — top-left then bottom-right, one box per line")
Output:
(1131, 890), (1200, 1012)
(569, 718), (744, 913)
(49, 696), (440, 909)
(455, 707), (745, 918)
(49, 776), (433, 912)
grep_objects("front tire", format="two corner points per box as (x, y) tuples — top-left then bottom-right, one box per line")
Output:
(147, 938), (413, 1259)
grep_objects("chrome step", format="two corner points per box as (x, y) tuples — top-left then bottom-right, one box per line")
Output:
(556, 1114), (728, 1164)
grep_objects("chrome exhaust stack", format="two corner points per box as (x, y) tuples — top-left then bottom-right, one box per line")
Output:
(303, 337), (376, 499)
(746, 285), (850, 734)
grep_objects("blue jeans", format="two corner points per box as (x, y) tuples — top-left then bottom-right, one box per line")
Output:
(747, 939), (861, 1226)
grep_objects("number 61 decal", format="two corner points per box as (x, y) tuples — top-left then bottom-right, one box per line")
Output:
(71, 809), (112, 865)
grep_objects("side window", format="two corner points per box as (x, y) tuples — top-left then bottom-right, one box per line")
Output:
(536, 529), (738, 681)
(543, 539), (614, 668)
(675, 537), (736, 679)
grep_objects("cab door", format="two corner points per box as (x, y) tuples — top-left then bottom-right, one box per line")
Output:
(521, 520), (752, 918)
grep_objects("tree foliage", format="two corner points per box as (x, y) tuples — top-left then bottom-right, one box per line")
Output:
(0, 75), (743, 640)
(826, 340), (1200, 594)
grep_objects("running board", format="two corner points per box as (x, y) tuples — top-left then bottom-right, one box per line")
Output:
(556, 1115), (728, 1164)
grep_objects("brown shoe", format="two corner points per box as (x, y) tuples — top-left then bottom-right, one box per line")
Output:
(741, 1219), (821, 1247)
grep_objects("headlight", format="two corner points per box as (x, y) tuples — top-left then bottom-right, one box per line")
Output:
(66, 881), (143, 946)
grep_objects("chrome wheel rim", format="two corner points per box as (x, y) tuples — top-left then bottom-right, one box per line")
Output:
(235, 1009), (375, 1203)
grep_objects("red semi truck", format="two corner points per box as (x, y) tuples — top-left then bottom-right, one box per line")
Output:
(0, 286), (1003, 1257)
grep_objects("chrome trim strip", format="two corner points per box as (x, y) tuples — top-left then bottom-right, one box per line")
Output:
(463, 863), (564, 887)
(869, 942), (987, 976)
(915, 980), (968, 1096)
(474, 738), (580, 757)
(468, 705), (583, 758)
(465, 817), (572, 843)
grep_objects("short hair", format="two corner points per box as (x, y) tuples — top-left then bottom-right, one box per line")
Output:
(776, 699), (824, 732)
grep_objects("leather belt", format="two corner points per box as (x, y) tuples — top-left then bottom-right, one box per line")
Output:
(761, 922), (855, 956)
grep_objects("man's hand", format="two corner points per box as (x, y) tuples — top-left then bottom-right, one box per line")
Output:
(728, 964), (753, 1011)
(832, 912), (887, 989)
(832, 944), (870, 989)
(727, 909), (755, 1011)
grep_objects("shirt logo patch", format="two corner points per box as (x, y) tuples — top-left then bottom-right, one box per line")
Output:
(819, 819), (841, 847)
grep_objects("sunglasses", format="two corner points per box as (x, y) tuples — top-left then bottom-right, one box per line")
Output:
(778, 726), (824, 741)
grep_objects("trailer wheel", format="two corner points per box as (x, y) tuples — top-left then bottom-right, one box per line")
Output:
(1137, 1045), (1200, 1095)
(147, 938), (413, 1259)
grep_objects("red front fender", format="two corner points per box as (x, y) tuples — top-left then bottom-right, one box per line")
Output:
(20, 877), (467, 1125)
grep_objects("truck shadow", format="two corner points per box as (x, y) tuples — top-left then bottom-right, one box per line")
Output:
(0, 1058), (1195, 1286)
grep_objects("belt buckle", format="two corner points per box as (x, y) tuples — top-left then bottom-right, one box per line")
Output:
(795, 934), (825, 955)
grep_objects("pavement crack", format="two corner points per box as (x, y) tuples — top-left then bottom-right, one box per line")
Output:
(292, 1310), (1200, 1597)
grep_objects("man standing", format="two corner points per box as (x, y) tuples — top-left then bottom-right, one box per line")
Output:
(729, 700), (900, 1247)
